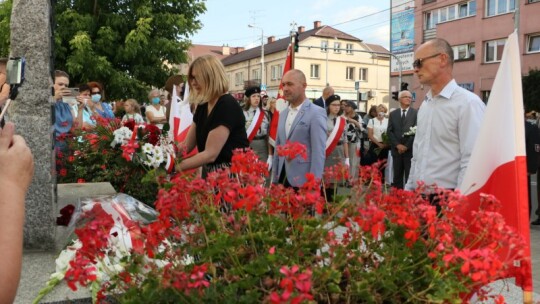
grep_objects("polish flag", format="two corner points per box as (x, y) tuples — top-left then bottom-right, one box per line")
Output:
(269, 44), (293, 147)
(458, 30), (532, 294)
(169, 83), (193, 143)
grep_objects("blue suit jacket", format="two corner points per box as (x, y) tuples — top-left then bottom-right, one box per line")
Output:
(272, 100), (327, 187)
(313, 97), (325, 108)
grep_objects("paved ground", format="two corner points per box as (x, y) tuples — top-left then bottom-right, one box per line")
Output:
(14, 182), (540, 303)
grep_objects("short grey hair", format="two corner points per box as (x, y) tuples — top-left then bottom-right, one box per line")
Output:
(148, 88), (160, 100)
(428, 38), (454, 66)
(398, 90), (412, 99)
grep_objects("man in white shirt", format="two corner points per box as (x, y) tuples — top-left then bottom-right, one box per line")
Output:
(405, 38), (485, 192)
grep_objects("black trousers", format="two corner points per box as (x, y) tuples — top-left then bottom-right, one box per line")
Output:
(391, 151), (412, 189)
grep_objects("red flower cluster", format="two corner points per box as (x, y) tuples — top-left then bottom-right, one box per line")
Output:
(269, 265), (313, 304)
(276, 140), (308, 160)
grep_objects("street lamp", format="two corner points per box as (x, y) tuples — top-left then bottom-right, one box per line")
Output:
(248, 24), (265, 89)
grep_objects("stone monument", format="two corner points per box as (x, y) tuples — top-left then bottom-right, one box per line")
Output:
(9, 0), (56, 250)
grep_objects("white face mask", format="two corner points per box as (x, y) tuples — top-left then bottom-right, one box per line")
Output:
(527, 119), (537, 124)
(378, 112), (385, 117)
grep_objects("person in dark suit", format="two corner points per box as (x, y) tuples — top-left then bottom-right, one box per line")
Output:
(313, 86), (334, 108)
(387, 90), (417, 189)
(524, 112), (540, 224)
(272, 69), (327, 188)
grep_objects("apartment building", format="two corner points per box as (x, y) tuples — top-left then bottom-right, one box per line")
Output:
(401, 0), (540, 104)
(221, 21), (391, 111)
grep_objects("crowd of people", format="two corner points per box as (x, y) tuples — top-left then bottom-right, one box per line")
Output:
(3, 37), (540, 301)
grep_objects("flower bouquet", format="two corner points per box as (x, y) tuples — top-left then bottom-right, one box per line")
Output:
(403, 126), (417, 137)
(57, 117), (176, 206)
(43, 144), (526, 303)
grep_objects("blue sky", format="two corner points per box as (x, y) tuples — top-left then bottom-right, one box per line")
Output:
(191, 0), (391, 50)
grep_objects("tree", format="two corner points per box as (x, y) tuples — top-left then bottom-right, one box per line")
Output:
(523, 68), (540, 112)
(0, 0), (12, 57)
(54, 0), (206, 102)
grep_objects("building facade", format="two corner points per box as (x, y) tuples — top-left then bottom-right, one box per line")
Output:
(221, 21), (391, 112)
(395, 0), (540, 105)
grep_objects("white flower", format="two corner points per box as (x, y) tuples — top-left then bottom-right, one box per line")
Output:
(403, 126), (417, 137)
(111, 127), (133, 147)
(142, 143), (154, 155)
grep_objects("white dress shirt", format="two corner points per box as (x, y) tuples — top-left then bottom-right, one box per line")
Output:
(405, 79), (486, 191)
(285, 100), (305, 136)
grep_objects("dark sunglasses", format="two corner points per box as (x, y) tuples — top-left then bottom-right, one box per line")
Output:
(412, 53), (441, 69)
(91, 91), (101, 95)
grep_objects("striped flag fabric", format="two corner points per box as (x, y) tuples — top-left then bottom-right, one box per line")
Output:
(458, 30), (533, 295)
(269, 44), (293, 147)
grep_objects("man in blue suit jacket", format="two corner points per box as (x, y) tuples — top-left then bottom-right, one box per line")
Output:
(272, 69), (327, 187)
(313, 86), (334, 108)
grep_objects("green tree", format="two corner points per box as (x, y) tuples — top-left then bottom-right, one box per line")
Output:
(0, 0), (12, 57)
(523, 68), (540, 112)
(54, 0), (206, 102)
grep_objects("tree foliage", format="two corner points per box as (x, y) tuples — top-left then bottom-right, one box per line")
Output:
(523, 68), (540, 112)
(0, 0), (12, 57)
(54, 0), (206, 101)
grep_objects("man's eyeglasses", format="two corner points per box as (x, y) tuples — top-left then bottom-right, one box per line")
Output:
(91, 91), (101, 95)
(412, 53), (441, 69)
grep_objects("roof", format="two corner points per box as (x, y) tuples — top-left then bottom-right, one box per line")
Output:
(187, 44), (243, 61)
(222, 25), (369, 66)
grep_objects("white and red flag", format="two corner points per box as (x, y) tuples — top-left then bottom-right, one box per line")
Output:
(169, 83), (193, 143)
(458, 30), (533, 294)
(269, 44), (294, 147)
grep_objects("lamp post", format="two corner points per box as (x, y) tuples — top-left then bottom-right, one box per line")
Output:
(248, 24), (265, 89)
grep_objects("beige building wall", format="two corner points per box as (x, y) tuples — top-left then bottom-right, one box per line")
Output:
(224, 36), (390, 112)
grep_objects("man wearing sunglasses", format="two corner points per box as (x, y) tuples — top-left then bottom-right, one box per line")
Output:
(405, 38), (485, 195)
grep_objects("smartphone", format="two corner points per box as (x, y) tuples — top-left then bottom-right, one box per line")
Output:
(68, 87), (79, 96)
(6, 57), (25, 85)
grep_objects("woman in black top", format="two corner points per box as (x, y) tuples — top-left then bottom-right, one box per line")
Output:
(175, 55), (248, 176)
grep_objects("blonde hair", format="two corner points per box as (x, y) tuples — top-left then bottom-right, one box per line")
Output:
(187, 55), (229, 105)
(265, 97), (277, 111)
(377, 104), (388, 113)
(124, 98), (141, 114)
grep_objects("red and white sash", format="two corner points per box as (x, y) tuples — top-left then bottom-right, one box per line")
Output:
(325, 116), (346, 157)
(268, 110), (279, 147)
(246, 108), (265, 142)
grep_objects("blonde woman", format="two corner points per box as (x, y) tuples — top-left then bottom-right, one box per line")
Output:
(121, 99), (144, 124)
(366, 104), (389, 167)
(175, 55), (249, 177)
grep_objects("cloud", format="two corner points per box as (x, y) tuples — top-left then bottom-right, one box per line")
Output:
(310, 0), (334, 11)
(363, 24), (390, 49)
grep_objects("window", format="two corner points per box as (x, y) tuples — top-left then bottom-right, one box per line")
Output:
(234, 72), (243, 86)
(334, 42), (341, 53)
(346, 43), (353, 54)
(426, 1), (476, 29)
(452, 43), (475, 60)
(310, 64), (320, 78)
(485, 39), (506, 63)
(271, 65), (283, 80)
(486, 0), (516, 17)
(321, 40), (328, 52)
(346, 67), (355, 80)
(527, 34), (540, 53)
(529, 0), (540, 3)
(252, 69), (260, 81)
(359, 68), (368, 81)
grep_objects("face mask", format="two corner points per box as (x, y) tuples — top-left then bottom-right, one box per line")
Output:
(527, 119), (536, 124)
(378, 112), (385, 117)
(152, 97), (160, 104)
(91, 94), (101, 102)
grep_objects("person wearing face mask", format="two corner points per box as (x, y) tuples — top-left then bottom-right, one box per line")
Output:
(87, 81), (115, 119)
(145, 88), (168, 129)
(365, 104), (389, 167)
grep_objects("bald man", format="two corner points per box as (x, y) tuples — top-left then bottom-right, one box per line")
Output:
(314, 85), (334, 108)
(272, 69), (327, 187)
